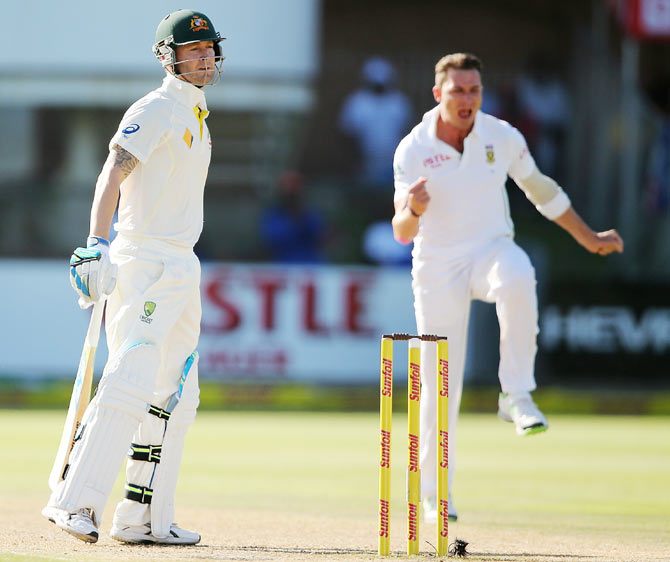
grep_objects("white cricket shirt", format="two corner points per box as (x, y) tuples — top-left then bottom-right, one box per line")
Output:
(394, 107), (540, 261)
(109, 74), (212, 248)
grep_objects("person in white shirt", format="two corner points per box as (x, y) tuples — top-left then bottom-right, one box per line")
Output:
(43, 9), (224, 545)
(339, 57), (412, 188)
(392, 53), (623, 523)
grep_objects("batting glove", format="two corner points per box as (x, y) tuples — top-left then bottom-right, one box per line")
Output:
(69, 236), (118, 308)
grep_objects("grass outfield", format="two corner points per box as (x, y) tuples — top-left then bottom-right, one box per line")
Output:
(1, 410), (668, 561)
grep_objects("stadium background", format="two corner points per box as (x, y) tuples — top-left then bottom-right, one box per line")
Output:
(1, 0), (669, 412)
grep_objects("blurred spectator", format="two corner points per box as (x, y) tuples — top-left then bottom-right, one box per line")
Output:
(646, 118), (670, 214)
(516, 56), (569, 179)
(339, 57), (412, 188)
(481, 86), (503, 118)
(260, 171), (326, 263)
(645, 77), (670, 215)
(481, 79), (520, 124)
(641, 77), (670, 274)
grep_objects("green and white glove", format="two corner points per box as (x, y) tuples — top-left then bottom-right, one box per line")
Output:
(69, 236), (118, 308)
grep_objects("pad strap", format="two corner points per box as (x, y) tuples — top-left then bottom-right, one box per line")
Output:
(125, 483), (153, 504)
(128, 443), (162, 463)
(148, 404), (171, 420)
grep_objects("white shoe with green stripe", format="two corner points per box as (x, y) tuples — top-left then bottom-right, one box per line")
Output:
(498, 392), (548, 436)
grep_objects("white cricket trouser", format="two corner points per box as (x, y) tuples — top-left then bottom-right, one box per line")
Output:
(106, 235), (201, 400)
(49, 234), (201, 523)
(108, 234), (201, 526)
(413, 237), (538, 499)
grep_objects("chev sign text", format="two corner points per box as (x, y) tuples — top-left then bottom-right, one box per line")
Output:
(541, 306), (670, 354)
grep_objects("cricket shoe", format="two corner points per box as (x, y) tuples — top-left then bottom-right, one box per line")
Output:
(110, 522), (200, 545)
(422, 494), (458, 523)
(42, 505), (99, 543)
(498, 391), (548, 436)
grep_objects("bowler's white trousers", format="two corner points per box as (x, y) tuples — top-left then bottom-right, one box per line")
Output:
(413, 237), (538, 499)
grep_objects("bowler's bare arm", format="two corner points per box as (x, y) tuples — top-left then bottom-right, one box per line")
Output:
(89, 145), (139, 239)
(553, 207), (624, 255)
(392, 177), (430, 243)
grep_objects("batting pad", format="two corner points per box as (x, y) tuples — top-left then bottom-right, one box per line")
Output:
(49, 344), (159, 518)
(151, 354), (200, 538)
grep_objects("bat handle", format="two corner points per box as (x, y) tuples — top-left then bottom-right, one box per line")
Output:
(85, 299), (106, 348)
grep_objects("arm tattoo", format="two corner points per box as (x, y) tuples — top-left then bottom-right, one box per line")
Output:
(111, 144), (139, 180)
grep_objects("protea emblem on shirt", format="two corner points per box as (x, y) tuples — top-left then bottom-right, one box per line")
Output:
(485, 144), (495, 164)
(144, 301), (156, 317)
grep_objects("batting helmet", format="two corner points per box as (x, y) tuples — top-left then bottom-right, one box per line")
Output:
(152, 9), (225, 82)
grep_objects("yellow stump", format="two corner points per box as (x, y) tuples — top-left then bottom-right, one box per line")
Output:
(407, 338), (421, 555)
(436, 338), (449, 556)
(378, 337), (393, 556)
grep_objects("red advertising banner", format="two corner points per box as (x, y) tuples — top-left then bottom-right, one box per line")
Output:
(0, 261), (415, 383)
(198, 263), (416, 382)
(611, 0), (670, 40)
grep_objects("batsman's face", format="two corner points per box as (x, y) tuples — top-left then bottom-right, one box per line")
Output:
(433, 69), (483, 131)
(175, 41), (216, 86)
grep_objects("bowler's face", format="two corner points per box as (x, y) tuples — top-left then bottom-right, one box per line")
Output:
(433, 69), (483, 131)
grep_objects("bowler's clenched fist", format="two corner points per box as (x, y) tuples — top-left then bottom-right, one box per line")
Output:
(590, 229), (624, 256)
(407, 177), (430, 217)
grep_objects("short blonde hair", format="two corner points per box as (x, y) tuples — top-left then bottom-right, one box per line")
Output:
(434, 53), (482, 87)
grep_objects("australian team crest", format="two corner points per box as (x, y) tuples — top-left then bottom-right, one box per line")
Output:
(144, 301), (156, 316)
(485, 144), (495, 164)
(190, 16), (210, 31)
(140, 301), (156, 324)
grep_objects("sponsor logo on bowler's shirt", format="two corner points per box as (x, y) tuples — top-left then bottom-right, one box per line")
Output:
(423, 153), (451, 169)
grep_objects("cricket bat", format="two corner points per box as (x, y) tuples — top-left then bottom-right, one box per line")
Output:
(48, 300), (105, 491)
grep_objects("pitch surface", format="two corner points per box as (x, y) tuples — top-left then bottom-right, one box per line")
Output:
(1, 410), (668, 561)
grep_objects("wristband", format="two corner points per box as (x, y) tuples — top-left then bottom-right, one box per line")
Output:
(87, 236), (110, 248)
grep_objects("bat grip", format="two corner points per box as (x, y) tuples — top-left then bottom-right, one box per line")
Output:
(85, 299), (106, 348)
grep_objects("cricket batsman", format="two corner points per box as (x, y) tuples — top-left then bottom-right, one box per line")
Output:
(42, 9), (224, 544)
(391, 53), (623, 523)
